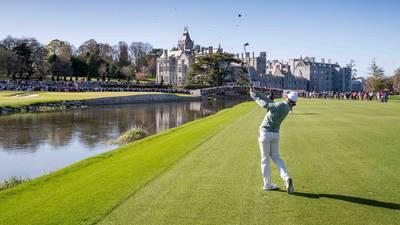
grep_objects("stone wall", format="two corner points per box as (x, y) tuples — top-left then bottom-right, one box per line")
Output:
(0, 94), (200, 116)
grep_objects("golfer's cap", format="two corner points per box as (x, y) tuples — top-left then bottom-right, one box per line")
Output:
(288, 91), (298, 102)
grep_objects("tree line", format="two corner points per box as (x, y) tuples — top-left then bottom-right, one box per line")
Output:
(361, 59), (400, 93)
(0, 36), (163, 82)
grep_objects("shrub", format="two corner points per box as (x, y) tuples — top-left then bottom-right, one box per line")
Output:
(107, 127), (149, 145)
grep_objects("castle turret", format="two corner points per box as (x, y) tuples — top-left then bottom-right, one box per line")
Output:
(177, 26), (194, 51)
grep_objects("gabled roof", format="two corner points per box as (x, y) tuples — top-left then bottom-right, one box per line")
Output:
(181, 26), (192, 42)
(178, 26), (194, 49)
(296, 60), (307, 67)
(168, 50), (183, 58)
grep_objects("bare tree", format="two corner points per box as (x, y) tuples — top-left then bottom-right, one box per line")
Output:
(46, 39), (66, 56)
(98, 63), (107, 81)
(75, 39), (98, 59)
(98, 43), (114, 63)
(0, 36), (19, 79)
(1, 36), (17, 50)
(6, 37), (46, 80)
(46, 40), (72, 80)
(120, 65), (133, 82)
(0, 45), (17, 79)
(129, 42), (153, 72)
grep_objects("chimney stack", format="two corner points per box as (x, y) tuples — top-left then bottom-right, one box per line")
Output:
(321, 58), (325, 64)
(208, 46), (213, 54)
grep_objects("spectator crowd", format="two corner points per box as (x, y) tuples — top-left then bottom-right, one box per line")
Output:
(0, 80), (392, 102)
(299, 90), (390, 102)
(0, 80), (191, 95)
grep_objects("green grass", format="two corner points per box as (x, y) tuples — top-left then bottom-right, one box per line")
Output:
(0, 176), (29, 191)
(0, 99), (399, 225)
(0, 102), (251, 225)
(0, 91), (188, 108)
(389, 95), (400, 101)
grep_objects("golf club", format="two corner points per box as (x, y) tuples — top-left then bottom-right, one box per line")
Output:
(243, 43), (252, 89)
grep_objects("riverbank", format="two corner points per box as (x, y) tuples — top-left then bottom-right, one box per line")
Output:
(0, 91), (198, 115)
(0, 100), (399, 225)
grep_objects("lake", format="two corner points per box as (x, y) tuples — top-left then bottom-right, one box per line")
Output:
(0, 99), (243, 181)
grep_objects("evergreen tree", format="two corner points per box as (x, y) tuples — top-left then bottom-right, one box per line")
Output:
(86, 53), (101, 81)
(189, 52), (246, 86)
(364, 58), (386, 92)
(367, 58), (384, 78)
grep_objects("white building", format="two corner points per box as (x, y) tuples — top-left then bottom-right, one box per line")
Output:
(156, 27), (222, 85)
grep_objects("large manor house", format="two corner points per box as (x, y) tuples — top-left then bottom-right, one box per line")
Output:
(156, 28), (352, 92)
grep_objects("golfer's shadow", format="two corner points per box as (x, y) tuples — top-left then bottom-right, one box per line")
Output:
(275, 190), (400, 210)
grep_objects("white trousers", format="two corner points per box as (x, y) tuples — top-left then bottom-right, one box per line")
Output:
(258, 131), (290, 188)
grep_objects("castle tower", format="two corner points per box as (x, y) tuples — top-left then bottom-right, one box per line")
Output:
(178, 26), (194, 51)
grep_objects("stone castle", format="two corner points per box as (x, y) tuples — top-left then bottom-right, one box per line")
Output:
(156, 28), (352, 92)
(156, 27), (222, 85)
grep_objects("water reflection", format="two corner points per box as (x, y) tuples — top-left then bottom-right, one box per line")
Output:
(0, 99), (242, 180)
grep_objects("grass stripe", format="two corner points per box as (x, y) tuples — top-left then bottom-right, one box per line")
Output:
(97, 99), (400, 225)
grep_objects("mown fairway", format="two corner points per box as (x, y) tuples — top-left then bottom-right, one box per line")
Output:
(0, 91), (182, 107)
(0, 99), (399, 225)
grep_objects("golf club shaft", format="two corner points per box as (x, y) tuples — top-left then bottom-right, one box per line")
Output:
(243, 45), (252, 89)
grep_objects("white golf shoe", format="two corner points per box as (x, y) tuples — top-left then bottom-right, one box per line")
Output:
(285, 178), (294, 194)
(263, 183), (279, 191)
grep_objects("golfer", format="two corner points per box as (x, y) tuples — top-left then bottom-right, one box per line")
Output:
(249, 89), (297, 194)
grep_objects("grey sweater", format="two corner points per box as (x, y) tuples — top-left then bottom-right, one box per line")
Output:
(250, 91), (291, 133)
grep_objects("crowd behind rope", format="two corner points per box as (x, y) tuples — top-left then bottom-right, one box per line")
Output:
(298, 90), (390, 102)
(0, 80), (392, 101)
(0, 80), (191, 94)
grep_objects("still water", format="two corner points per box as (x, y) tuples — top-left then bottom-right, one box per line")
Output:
(0, 99), (243, 181)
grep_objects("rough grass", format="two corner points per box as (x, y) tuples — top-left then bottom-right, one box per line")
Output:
(0, 99), (399, 225)
(0, 91), (189, 108)
(107, 127), (149, 145)
(0, 176), (29, 191)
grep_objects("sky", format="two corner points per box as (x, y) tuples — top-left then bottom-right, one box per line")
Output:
(1, 0), (399, 76)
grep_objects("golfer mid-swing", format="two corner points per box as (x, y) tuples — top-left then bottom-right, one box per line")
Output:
(250, 89), (297, 194)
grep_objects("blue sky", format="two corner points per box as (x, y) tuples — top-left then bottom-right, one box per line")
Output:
(1, 0), (399, 76)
